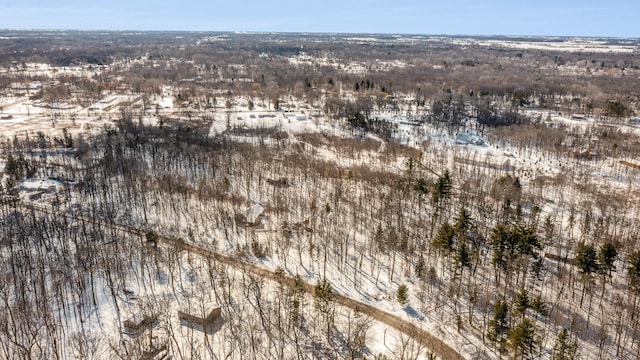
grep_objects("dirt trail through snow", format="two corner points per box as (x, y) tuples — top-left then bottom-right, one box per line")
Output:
(20, 201), (465, 360)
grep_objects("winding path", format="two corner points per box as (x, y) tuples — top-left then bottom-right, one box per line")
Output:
(20, 201), (465, 360)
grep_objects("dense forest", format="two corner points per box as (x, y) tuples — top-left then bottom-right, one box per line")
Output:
(1, 31), (640, 359)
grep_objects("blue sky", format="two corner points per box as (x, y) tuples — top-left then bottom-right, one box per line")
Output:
(0, 0), (637, 37)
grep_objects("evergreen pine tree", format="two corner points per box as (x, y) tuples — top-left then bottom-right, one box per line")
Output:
(552, 328), (578, 360)
(531, 294), (548, 317)
(453, 241), (472, 276)
(509, 318), (538, 359)
(598, 242), (618, 276)
(514, 288), (530, 318)
(488, 300), (510, 353)
(628, 250), (640, 293)
(397, 284), (409, 306)
(432, 222), (455, 256)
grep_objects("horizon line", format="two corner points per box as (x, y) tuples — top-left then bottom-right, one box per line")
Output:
(0, 28), (637, 41)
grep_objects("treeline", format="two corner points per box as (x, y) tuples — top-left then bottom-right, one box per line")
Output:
(1, 31), (638, 120)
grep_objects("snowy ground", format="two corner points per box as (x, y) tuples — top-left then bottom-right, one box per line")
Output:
(3, 95), (640, 359)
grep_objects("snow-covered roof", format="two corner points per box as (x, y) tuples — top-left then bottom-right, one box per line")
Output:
(244, 204), (265, 224)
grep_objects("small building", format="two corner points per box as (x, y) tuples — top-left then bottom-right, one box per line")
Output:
(178, 307), (221, 327)
(122, 312), (159, 336)
(10, 82), (42, 93)
(568, 148), (600, 160)
(178, 306), (222, 333)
